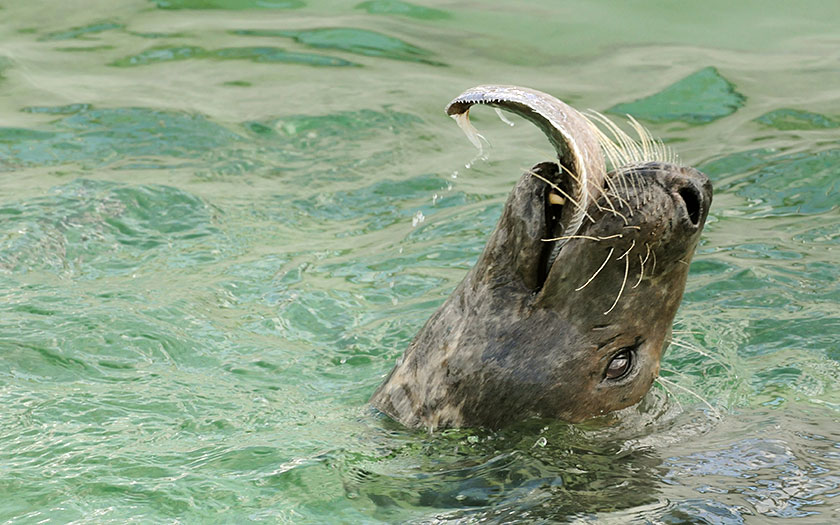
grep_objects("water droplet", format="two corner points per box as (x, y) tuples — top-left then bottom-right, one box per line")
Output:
(411, 210), (425, 226)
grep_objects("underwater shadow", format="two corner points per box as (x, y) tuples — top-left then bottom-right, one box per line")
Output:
(342, 396), (685, 523)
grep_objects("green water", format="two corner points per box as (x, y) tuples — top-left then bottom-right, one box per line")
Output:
(1, 0), (838, 522)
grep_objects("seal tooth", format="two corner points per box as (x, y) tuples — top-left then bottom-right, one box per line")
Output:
(548, 193), (566, 206)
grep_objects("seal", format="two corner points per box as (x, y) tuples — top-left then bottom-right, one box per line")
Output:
(370, 85), (712, 430)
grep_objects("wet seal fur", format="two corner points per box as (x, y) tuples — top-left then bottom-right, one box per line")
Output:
(370, 85), (712, 430)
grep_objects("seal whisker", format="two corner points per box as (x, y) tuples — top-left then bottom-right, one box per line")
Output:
(668, 340), (730, 370)
(613, 171), (639, 218)
(641, 243), (652, 266)
(596, 130), (625, 170)
(628, 116), (653, 160)
(604, 254), (630, 315)
(555, 161), (619, 219)
(630, 115), (671, 169)
(584, 114), (633, 198)
(587, 111), (643, 166)
(633, 253), (645, 288)
(657, 374), (721, 419)
(597, 189), (631, 224)
(578, 110), (681, 230)
(542, 233), (623, 242)
(556, 160), (583, 185)
(590, 172), (632, 224)
(616, 170), (632, 206)
(583, 110), (681, 218)
(597, 199), (630, 225)
(603, 170), (624, 200)
(649, 247), (657, 276)
(628, 171), (642, 203)
(586, 111), (633, 163)
(638, 172), (648, 207)
(586, 117), (626, 169)
(617, 239), (636, 260)
(604, 171), (638, 220)
(525, 168), (595, 225)
(654, 377), (683, 412)
(575, 247), (614, 292)
(600, 182), (631, 214)
(556, 161), (630, 224)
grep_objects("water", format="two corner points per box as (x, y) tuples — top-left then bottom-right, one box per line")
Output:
(1, 1), (838, 523)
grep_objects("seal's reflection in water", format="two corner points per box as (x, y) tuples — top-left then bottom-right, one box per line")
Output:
(345, 391), (683, 522)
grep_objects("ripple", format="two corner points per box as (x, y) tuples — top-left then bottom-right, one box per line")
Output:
(703, 149), (840, 217)
(355, 0), (451, 20)
(152, 0), (305, 9)
(755, 108), (840, 130)
(231, 27), (445, 65)
(39, 21), (123, 42)
(111, 45), (357, 68)
(608, 67), (746, 124)
(0, 178), (227, 278)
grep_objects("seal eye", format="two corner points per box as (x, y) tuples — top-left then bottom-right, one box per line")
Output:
(606, 349), (632, 380)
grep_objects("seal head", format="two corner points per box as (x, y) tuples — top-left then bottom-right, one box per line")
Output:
(370, 86), (712, 430)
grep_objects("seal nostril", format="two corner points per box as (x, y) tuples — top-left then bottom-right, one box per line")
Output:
(678, 186), (702, 226)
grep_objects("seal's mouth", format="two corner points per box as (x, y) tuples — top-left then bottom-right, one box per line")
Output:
(538, 183), (567, 287)
(519, 161), (576, 291)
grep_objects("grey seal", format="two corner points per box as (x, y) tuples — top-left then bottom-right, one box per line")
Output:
(370, 85), (712, 430)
